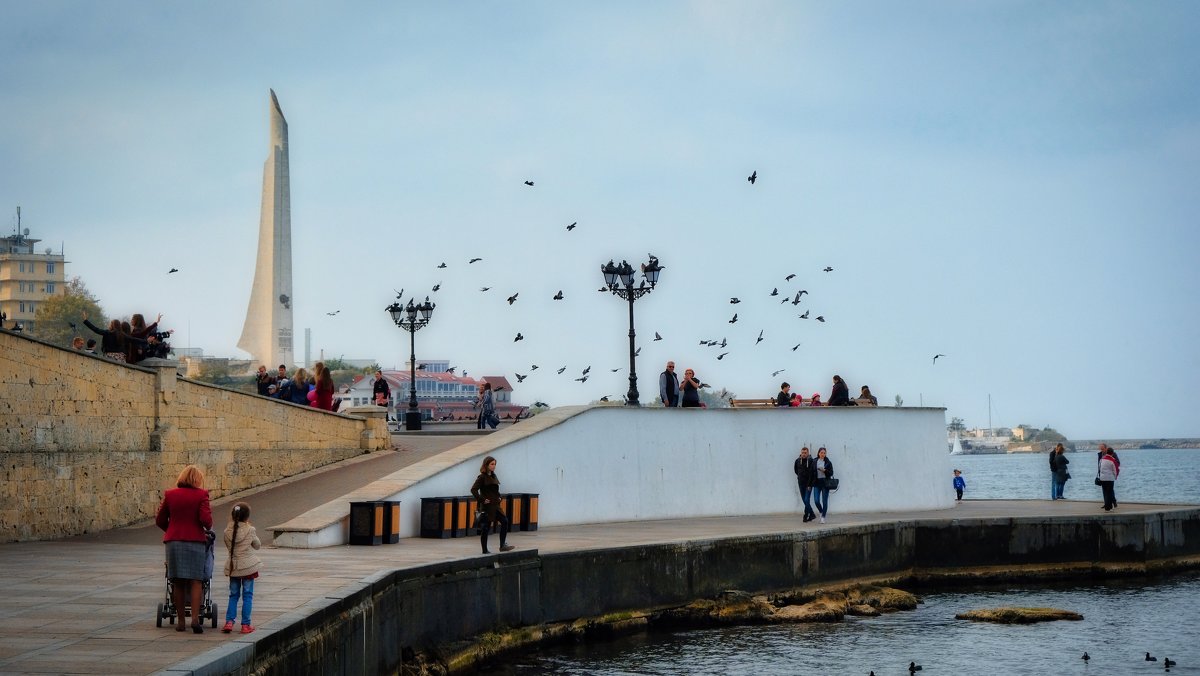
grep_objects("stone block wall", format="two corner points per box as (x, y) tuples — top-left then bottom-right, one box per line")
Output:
(0, 330), (389, 542)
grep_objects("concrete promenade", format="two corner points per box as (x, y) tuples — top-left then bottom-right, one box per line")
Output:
(0, 433), (1193, 675)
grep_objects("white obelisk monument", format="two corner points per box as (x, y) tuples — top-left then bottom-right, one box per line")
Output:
(238, 89), (294, 368)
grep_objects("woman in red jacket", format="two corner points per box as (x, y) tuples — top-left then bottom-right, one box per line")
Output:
(314, 366), (335, 411)
(156, 465), (213, 633)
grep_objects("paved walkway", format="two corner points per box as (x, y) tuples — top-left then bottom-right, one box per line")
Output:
(0, 436), (1191, 675)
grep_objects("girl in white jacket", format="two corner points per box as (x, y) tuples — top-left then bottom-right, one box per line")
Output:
(221, 503), (262, 634)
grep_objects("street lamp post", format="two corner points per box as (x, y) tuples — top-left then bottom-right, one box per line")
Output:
(601, 256), (664, 406)
(386, 297), (435, 431)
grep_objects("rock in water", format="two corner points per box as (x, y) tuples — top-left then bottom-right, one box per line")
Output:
(955, 607), (1083, 624)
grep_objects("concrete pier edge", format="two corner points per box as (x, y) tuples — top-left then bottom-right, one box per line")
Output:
(163, 505), (1200, 675)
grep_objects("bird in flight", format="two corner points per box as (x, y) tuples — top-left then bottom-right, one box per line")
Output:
(494, 386), (507, 393)
(575, 375), (589, 383)
(933, 353), (946, 364)
(557, 366), (567, 374)
(515, 373), (528, 382)
(432, 283), (440, 292)
(799, 310), (809, 319)
(719, 337), (727, 348)
(791, 343), (801, 352)
(729, 313), (738, 324)
(469, 258), (483, 264)
(507, 293), (519, 305)
(566, 222), (576, 231)
(815, 315), (825, 323)
(770, 288), (778, 297)
(553, 290), (564, 300)
(717, 352), (729, 360)
(582, 366), (591, 375)
(480, 287), (490, 292)
(755, 330), (764, 345)
(325, 310), (340, 316)
(610, 368), (621, 372)
(393, 288), (405, 299)
(437, 262), (447, 269)
(599, 395), (610, 402)
(524, 180), (534, 186)
(447, 366), (457, 374)
(168, 268), (179, 274)
(653, 331), (662, 341)
(785, 274), (796, 281)
(730, 297), (741, 304)
(513, 333), (524, 342)
(634, 347), (641, 356)
(823, 266), (833, 272)
(780, 297), (790, 305)
(530, 364), (539, 370)
(772, 369), (786, 377)
(416, 363), (427, 370)
(747, 170), (757, 185)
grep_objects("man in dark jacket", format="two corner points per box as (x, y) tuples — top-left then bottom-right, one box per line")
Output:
(372, 371), (391, 407)
(659, 361), (679, 407)
(793, 447), (817, 522)
(1048, 447), (1058, 500)
(776, 382), (793, 407)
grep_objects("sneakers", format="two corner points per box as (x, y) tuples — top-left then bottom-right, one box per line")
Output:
(819, 516), (826, 524)
(240, 624), (255, 634)
(499, 544), (515, 552)
(221, 621), (234, 633)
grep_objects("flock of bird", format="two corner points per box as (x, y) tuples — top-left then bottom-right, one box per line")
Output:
(861, 653), (1184, 674)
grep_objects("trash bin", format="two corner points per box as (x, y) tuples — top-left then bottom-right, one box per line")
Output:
(381, 500), (401, 544)
(420, 497), (455, 539)
(521, 493), (539, 531)
(349, 501), (384, 546)
(453, 496), (477, 538)
(502, 493), (523, 532)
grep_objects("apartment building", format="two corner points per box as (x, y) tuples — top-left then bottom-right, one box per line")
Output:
(0, 219), (66, 335)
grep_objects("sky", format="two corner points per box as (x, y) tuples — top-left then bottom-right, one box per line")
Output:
(2, 1), (1198, 438)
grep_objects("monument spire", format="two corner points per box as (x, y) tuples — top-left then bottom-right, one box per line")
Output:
(238, 89), (294, 367)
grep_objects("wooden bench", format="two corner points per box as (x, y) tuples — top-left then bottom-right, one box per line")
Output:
(730, 398), (778, 408)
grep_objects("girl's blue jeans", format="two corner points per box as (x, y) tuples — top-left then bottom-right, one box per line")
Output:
(225, 576), (254, 625)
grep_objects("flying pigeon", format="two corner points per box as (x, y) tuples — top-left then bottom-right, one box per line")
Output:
(815, 315), (825, 322)
(799, 311), (809, 319)
(599, 395), (610, 402)
(772, 369), (785, 377)
(747, 170), (757, 185)
(416, 363), (427, 370)
(729, 313), (738, 324)
(769, 288), (778, 296)
(515, 373), (527, 382)
(717, 352), (729, 360)
(785, 274), (796, 281)
(507, 293), (519, 305)
(780, 297), (790, 304)
(437, 262), (447, 268)
(432, 283), (440, 292)
(933, 354), (946, 364)
(575, 375), (589, 383)
(325, 310), (340, 316)
(530, 364), (539, 370)
(566, 222), (576, 231)
(469, 258), (483, 264)
(755, 330), (764, 345)
(524, 180), (534, 186)
(447, 366), (457, 374)
(553, 290), (564, 300)
(610, 368), (621, 372)
(654, 331), (662, 341)
(791, 343), (801, 351)
(168, 268), (179, 274)
(480, 287), (490, 292)
(823, 266), (833, 272)
(557, 366), (567, 374)
(719, 338), (727, 348)
(634, 347), (641, 356)
(730, 297), (741, 304)
(580, 366), (591, 376)
(513, 333), (524, 342)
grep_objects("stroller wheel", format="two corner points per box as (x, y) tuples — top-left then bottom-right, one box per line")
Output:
(156, 602), (164, 628)
(210, 602), (219, 628)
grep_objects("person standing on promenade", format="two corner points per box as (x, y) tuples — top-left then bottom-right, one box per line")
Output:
(813, 447), (835, 523)
(1096, 443), (1120, 508)
(155, 464), (213, 634)
(953, 469), (966, 501)
(222, 502), (261, 635)
(679, 368), (702, 408)
(476, 382), (498, 429)
(828, 375), (851, 406)
(794, 446), (817, 522)
(1053, 444), (1070, 500)
(776, 382), (793, 407)
(372, 370), (391, 407)
(1048, 444), (1059, 499)
(659, 361), (680, 407)
(471, 455), (515, 554)
(1097, 446), (1119, 511)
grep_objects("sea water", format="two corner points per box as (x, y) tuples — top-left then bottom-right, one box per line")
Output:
(484, 449), (1200, 675)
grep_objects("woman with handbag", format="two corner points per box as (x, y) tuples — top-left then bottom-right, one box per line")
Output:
(470, 455), (515, 554)
(476, 382), (499, 429)
(813, 447), (835, 524)
(1097, 446), (1119, 511)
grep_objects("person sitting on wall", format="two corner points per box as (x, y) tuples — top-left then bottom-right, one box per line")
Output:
(828, 375), (851, 406)
(809, 393), (824, 406)
(775, 382), (792, 407)
(856, 385), (878, 407)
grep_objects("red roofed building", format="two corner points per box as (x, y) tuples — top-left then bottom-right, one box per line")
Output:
(343, 360), (524, 422)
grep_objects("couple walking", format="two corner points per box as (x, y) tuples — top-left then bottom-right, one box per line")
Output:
(793, 446), (835, 524)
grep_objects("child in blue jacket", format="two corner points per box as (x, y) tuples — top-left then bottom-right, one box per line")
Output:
(953, 469), (966, 501)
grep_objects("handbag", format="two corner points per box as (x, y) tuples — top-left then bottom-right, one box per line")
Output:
(1094, 477), (1102, 486)
(825, 478), (840, 491)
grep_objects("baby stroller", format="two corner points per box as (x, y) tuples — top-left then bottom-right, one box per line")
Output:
(156, 528), (219, 628)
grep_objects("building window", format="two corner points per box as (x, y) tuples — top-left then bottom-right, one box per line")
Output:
(19, 302), (25, 313)
(18, 262), (25, 273)
(47, 262), (55, 274)
(45, 282), (55, 294)
(17, 282), (24, 293)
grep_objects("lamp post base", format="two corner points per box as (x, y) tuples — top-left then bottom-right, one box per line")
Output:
(405, 410), (422, 431)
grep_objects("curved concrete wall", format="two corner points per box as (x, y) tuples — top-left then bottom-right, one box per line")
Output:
(383, 405), (952, 539)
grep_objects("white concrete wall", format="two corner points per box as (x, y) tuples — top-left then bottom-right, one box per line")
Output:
(383, 406), (952, 539)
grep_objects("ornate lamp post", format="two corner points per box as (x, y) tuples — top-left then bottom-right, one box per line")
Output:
(386, 296), (435, 430)
(601, 256), (664, 406)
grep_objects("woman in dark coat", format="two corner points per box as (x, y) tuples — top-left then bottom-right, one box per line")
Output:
(470, 455), (514, 554)
(1052, 443), (1070, 500)
(679, 368), (702, 408)
(81, 312), (145, 362)
(155, 464), (213, 633)
(813, 447), (835, 523)
(828, 375), (851, 406)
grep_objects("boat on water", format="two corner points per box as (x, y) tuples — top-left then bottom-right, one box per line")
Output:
(950, 434), (964, 455)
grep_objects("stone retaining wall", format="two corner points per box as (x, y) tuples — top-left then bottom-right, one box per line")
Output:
(0, 330), (389, 542)
(165, 507), (1200, 676)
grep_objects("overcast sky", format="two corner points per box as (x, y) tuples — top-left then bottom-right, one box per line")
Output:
(3, 2), (1198, 438)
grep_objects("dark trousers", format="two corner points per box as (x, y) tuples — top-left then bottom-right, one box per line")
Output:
(798, 482), (815, 519)
(1100, 481), (1116, 510)
(480, 510), (510, 552)
(955, 488), (964, 500)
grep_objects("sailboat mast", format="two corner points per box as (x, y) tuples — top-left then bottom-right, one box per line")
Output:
(988, 393), (992, 433)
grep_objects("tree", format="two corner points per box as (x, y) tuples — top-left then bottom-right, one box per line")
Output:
(699, 387), (734, 409)
(894, 394), (904, 407)
(323, 357), (351, 371)
(193, 360), (235, 386)
(947, 417), (966, 433)
(361, 362), (381, 374)
(32, 277), (107, 347)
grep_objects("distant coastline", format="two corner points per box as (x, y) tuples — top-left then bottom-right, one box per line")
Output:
(954, 438), (1200, 455)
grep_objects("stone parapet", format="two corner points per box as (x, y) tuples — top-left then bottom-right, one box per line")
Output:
(0, 330), (389, 542)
